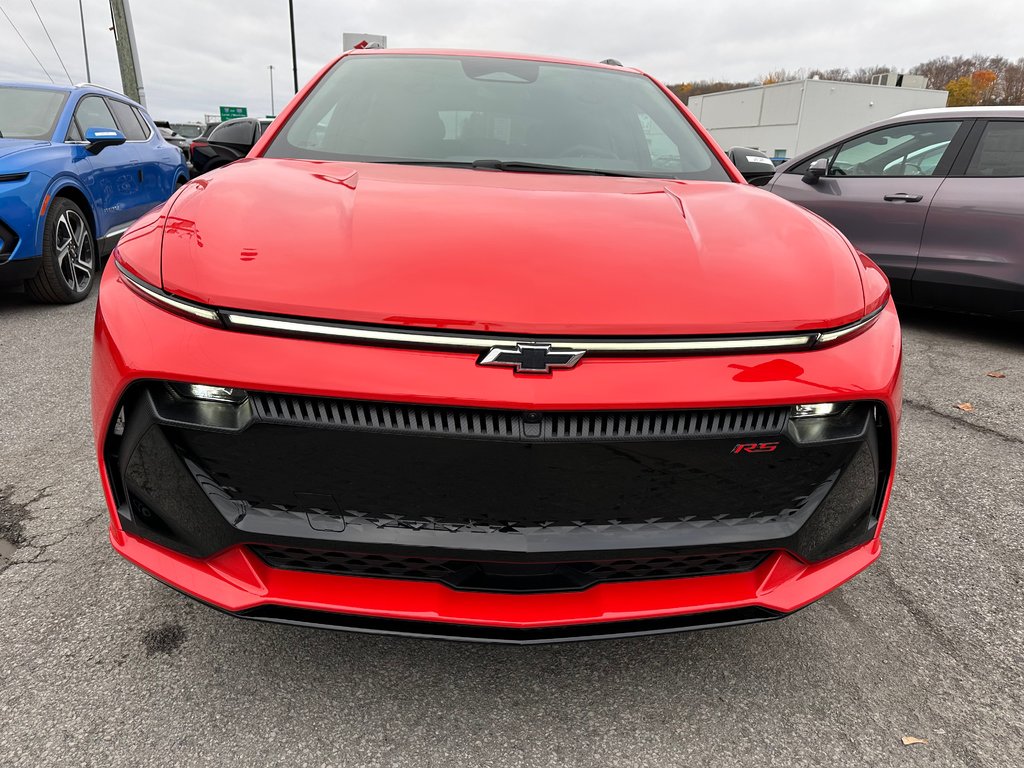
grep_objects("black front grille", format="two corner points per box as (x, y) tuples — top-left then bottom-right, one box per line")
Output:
(116, 385), (884, 564)
(251, 392), (788, 442)
(250, 544), (770, 593)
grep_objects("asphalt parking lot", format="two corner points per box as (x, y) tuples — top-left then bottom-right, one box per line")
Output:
(1, 286), (1022, 768)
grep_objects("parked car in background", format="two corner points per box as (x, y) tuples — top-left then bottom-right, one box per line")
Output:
(170, 122), (204, 140)
(157, 125), (189, 153)
(769, 107), (1024, 318)
(0, 82), (187, 303)
(196, 121), (219, 139)
(724, 146), (776, 185)
(189, 117), (272, 175)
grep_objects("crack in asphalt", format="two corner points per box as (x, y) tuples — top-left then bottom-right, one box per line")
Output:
(902, 399), (1024, 446)
(0, 485), (50, 574)
(0, 485), (106, 575)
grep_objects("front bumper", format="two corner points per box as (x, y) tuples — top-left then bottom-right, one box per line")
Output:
(0, 175), (44, 280)
(93, 264), (902, 641)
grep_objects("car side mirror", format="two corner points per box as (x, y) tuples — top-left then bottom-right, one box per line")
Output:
(84, 127), (127, 155)
(802, 158), (829, 185)
(726, 146), (778, 184)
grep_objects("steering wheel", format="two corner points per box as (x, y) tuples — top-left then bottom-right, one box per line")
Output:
(558, 144), (618, 160)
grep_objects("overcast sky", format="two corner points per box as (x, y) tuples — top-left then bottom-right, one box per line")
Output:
(2, 0), (1023, 122)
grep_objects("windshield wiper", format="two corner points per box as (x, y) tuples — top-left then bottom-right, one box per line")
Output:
(366, 158), (643, 177)
(470, 159), (639, 177)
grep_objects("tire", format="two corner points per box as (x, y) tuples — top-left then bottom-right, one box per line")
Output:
(25, 197), (97, 304)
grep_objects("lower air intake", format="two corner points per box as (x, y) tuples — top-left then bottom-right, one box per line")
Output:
(251, 544), (771, 593)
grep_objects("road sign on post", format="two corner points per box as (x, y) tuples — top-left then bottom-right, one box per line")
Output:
(343, 33), (387, 50)
(219, 106), (248, 121)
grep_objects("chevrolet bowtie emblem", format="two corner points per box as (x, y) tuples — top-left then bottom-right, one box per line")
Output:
(477, 342), (585, 374)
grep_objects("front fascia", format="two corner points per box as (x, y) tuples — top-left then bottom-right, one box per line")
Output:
(92, 266), (902, 628)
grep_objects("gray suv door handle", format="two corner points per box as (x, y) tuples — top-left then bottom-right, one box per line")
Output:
(883, 193), (924, 202)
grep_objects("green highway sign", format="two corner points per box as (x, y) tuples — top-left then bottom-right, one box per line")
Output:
(219, 106), (248, 121)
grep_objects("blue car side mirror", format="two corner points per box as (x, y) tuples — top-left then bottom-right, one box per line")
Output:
(84, 127), (127, 155)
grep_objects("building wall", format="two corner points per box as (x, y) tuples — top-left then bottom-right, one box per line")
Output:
(794, 80), (948, 154)
(688, 80), (949, 159)
(699, 125), (799, 158)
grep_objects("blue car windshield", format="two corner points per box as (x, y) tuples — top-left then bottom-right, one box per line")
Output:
(264, 55), (730, 181)
(0, 87), (68, 140)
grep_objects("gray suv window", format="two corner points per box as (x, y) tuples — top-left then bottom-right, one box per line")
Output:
(108, 99), (148, 141)
(965, 121), (1024, 177)
(830, 121), (961, 177)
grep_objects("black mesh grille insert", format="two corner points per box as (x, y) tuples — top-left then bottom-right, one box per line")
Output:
(251, 545), (770, 593)
(250, 392), (788, 442)
(0, 219), (18, 260)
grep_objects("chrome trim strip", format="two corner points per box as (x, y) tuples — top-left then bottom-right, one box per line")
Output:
(116, 263), (220, 323)
(222, 311), (818, 354)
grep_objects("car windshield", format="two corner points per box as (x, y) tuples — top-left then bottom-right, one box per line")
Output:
(264, 54), (730, 181)
(0, 86), (67, 140)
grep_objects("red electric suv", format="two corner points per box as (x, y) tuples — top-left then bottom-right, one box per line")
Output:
(92, 49), (901, 643)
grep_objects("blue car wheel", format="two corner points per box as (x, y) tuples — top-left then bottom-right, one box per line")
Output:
(26, 197), (96, 303)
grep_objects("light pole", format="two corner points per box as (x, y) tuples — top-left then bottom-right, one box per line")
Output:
(288, 0), (298, 93)
(78, 0), (90, 81)
(268, 64), (275, 115)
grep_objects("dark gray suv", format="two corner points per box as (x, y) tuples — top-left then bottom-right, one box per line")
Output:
(768, 107), (1024, 318)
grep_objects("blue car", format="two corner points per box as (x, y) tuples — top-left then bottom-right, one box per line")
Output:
(0, 82), (187, 303)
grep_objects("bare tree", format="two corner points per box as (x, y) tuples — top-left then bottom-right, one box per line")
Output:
(1000, 58), (1024, 104)
(808, 67), (851, 81)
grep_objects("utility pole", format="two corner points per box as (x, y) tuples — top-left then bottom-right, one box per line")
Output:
(289, 0), (298, 93)
(108, 0), (145, 105)
(78, 0), (91, 82)
(268, 65), (275, 115)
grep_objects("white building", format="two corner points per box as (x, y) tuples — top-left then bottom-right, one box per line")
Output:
(687, 78), (949, 160)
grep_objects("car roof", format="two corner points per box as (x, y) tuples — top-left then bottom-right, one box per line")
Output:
(895, 105), (1024, 119)
(0, 80), (143, 107)
(339, 48), (643, 75)
(0, 80), (77, 93)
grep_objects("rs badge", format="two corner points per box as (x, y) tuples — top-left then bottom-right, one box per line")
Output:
(732, 442), (780, 454)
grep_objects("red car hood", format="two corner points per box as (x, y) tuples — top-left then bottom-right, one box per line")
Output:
(161, 159), (866, 335)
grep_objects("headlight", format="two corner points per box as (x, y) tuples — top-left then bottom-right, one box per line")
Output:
(168, 383), (247, 404)
(787, 402), (874, 444)
(791, 403), (843, 419)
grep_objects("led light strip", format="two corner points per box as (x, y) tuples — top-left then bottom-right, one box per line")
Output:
(816, 305), (886, 345)
(221, 311), (819, 354)
(117, 263), (220, 324)
(117, 262), (884, 355)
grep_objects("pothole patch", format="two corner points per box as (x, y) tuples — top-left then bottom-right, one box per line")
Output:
(142, 622), (187, 656)
(0, 484), (37, 572)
